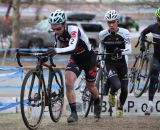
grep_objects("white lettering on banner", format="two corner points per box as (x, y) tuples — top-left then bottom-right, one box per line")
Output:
(65, 93), (160, 116)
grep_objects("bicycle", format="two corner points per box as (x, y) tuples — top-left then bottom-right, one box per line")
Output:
(16, 49), (64, 130)
(130, 39), (160, 97)
(128, 38), (157, 97)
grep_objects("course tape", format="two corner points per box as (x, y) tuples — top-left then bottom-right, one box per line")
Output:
(0, 48), (48, 52)
(0, 48), (139, 54)
(0, 57), (135, 62)
(0, 66), (23, 78)
(0, 57), (69, 62)
(0, 48), (139, 62)
(0, 101), (20, 111)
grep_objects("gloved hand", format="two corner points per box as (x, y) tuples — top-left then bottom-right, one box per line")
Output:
(114, 48), (122, 58)
(41, 56), (48, 62)
(97, 60), (105, 68)
(47, 47), (56, 56)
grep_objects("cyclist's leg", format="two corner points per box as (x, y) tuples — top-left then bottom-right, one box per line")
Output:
(84, 51), (101, 118)
(148, 70), (159, 101)
(148, 57), (160, 101)
(108, 76), (121, 107)
(106, 64), (121, 107)
(145, 57), (160, 115)
(118, 64), (128, 108)
(106, 64), (121, 94)
(65, 59), (81, 123)
(112, 63), (128, 117)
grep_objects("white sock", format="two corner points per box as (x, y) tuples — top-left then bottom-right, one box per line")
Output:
(148, 101), (153, 107)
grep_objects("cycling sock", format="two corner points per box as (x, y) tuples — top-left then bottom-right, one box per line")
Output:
(94, 97), (100, 105)
(117, 99), (123, 110)
(69, 103), (77, 113)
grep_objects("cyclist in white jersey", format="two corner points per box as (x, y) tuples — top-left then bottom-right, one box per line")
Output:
(48, 9), (101, 123)
(98, 10), (132, 117)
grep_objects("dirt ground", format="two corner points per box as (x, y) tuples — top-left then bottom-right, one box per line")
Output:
(0, 113), (160, 130)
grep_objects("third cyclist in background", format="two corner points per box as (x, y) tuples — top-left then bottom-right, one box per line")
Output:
(98, 10), (132, 117)
(138, 8), (160, 115)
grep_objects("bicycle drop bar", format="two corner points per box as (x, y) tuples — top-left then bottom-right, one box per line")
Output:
(16, 49), (56, 67)
(135, 38), (157, 48)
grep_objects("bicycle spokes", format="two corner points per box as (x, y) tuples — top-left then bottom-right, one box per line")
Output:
(48, 70), (64, 122)
(20, 71), (45, 129)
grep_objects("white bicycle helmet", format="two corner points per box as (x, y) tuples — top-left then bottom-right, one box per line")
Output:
(48, 9), (67, 24)
(104, 10), (119, 21)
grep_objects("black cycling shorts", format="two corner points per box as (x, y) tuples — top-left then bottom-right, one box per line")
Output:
(105, 61), (128, 81)
(65, 50), (97, 82)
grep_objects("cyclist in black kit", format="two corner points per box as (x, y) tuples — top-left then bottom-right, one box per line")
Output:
(48, 9), (101, 122)
(139, 8), (160, 115)
(99, 10), (132, 117)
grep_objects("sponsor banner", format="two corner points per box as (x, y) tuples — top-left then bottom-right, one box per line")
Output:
(65, 93), (160, 116)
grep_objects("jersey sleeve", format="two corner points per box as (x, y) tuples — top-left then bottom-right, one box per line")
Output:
(140, 25), (152, 38)
(123, 29), (132, 55)
(55, 26), (79, 54)
(98, 31), (105, 60)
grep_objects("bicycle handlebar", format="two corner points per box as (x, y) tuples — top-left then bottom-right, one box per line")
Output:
(16, 49), (56, 67)
(96, 49), (129, 56)
(135, 38), (157, 48)
(143, 39), (157, 45)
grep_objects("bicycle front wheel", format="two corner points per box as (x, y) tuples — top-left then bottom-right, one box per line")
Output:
(48, 69), (64, 122)
(20, 69), (45, 130)
(96, 68), (105, 113)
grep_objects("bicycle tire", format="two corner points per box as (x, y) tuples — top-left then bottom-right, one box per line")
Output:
(95, 68), (104, 114)
(83, 87), (93, 117)
(134, 58), (150, 97)
(128, 56), (140, 93)
(73, 74), (93, 117)
(48, 69), (64, 122)
(20, 69), (45, 130)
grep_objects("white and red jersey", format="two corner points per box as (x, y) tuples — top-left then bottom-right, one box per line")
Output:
(54, 25), (92, 55)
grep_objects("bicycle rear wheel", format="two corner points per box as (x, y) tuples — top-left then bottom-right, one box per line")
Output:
(134, 58), (150, 97)
(83, 86), (93, 117)
(48, 69), (64, 122)
(20, 69), (45, 130)
(76, 75), (92, 117)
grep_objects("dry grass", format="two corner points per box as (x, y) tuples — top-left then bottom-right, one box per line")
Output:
(0, 113), (160, 130)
